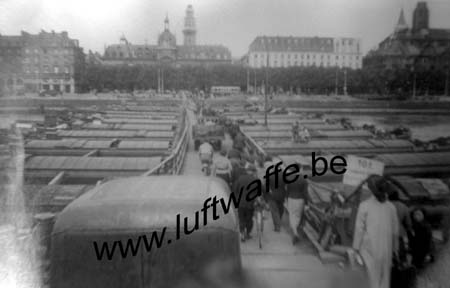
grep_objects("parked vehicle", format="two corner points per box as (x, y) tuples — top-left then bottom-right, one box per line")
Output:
(39, 89), (62, 97)
(50, 176), (242, 288)
(192, 124), (224, 151)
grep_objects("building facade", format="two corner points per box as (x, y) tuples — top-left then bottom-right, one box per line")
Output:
(364, 2), (450, 70)
(101, 5), (232, 67)
(0, 30), (83, 95)
(246, 36), (362, 69)
(0, 35), (23, 95)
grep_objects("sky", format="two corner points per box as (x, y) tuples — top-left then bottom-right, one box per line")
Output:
(1, 0), (450, 58)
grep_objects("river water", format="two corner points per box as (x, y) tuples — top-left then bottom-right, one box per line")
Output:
(342, 114), (450, 141)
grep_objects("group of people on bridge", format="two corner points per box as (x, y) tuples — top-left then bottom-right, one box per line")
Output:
(198, 130), (309, 245)
(198, 133), (437, 288)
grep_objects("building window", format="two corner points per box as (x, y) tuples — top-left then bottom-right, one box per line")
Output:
(54, 66), (59, 73)
(64, 67), (69, 73)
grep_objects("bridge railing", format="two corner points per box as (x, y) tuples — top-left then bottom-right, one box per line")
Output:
(141, 109), (189, 176)
(240, 129), (267, 161)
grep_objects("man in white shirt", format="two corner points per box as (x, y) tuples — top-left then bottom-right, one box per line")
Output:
(212, 150), (232, 185)
(353, 176), (399, 288)
(199, 141), (214, 166)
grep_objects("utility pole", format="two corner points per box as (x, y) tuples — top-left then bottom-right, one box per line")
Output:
(157, 67), (160, 94)
(253, 70), (257, 95)
(161, 67), (164, 94)
(246, 68), (250, 93)
(335, 66), (339, 95)
(445, 63), (449, 97)
(264, 52), (269, 127)
(343, 68), (348, 96)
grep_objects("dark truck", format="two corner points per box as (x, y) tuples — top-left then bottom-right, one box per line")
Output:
(192, 124), (225, 151)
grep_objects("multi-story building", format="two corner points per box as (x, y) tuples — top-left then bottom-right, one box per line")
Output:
(364, 1), (450, 70)
(101, 5), (232, 67)
(0, 35), (23, 95)
(0, 30), (84, 95)
(246, 36), (362, 69)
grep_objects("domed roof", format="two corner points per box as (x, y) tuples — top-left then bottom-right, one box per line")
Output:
(158, 15), (176, 48)
(158, 30), (176, 47)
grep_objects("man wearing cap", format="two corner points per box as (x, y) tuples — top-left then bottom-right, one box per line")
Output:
(228, 148), (244, 185)
(352, 175), (399, 288)
(233, 163), (260, 242)
(292, 121), (299, 142)
(263, 156), (286, 232)
(233, 132), (246, 152)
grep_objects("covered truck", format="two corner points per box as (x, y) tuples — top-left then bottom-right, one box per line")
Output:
(192, 124), (225, 151)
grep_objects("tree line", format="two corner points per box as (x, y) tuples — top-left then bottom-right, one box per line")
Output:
(76, 63), (450, 98)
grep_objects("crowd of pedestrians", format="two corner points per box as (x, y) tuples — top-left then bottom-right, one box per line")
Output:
(202, 121), (437, 288)
(206, 129), (309, 245)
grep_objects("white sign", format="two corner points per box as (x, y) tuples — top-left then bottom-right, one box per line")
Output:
(343, 155), (384, 187)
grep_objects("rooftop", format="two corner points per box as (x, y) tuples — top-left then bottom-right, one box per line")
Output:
(53, 176), (236, 231)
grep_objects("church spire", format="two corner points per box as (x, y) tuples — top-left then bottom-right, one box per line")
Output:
(164, 13), (170, 31)
(395, 8), (408, 32)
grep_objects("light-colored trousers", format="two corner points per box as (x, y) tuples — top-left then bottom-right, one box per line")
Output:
(287, 198), (305, 237)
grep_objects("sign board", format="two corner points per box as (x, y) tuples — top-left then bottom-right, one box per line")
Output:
(343, 155), (384, 187)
